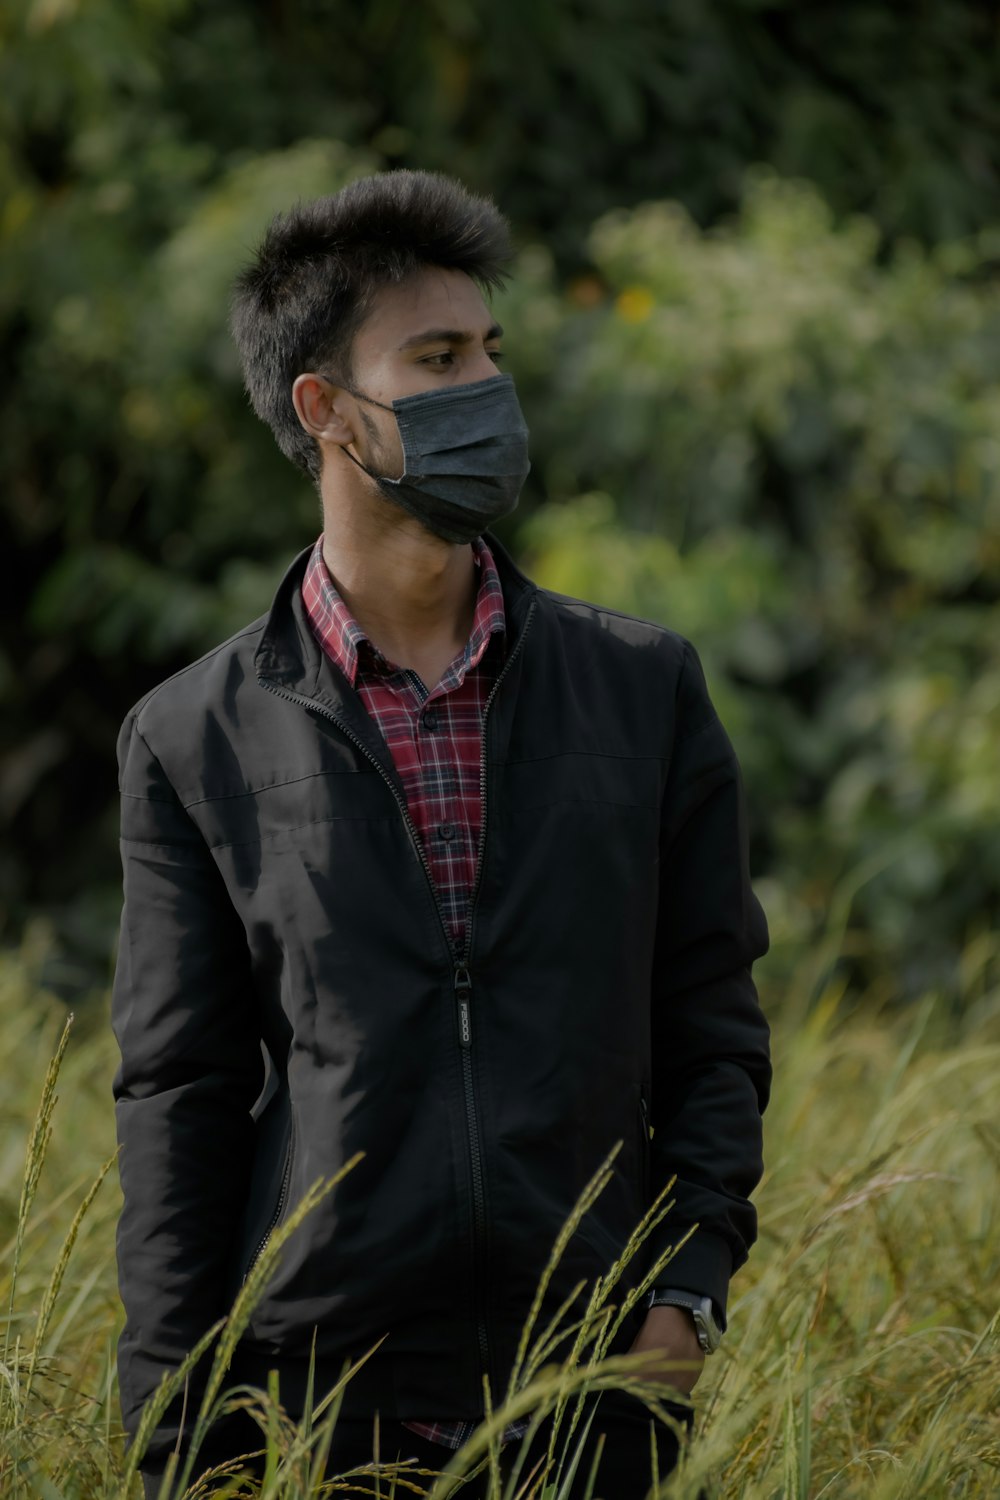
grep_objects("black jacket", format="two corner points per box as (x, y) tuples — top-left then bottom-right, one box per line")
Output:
(112, 535), (770, 1475)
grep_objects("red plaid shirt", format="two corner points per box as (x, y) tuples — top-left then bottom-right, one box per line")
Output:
(302, 534), (527, 1451)
(302, 534), (505, 950)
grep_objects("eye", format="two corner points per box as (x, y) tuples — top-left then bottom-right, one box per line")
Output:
(487, 349), (505, 363)
(421, 351), (456, 367)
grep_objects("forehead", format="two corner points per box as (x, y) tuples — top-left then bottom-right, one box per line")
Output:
(352, 268), (494, 359)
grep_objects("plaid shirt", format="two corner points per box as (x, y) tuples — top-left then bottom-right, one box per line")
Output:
(302, 534), (528, 1451)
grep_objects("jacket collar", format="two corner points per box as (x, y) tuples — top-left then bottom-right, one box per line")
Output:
(253, 530), (538, 707)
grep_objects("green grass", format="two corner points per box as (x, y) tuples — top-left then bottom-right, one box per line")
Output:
(0, 926), (998, 1498)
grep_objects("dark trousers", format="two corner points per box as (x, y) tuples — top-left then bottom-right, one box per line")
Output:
(508, 1388), (694, 1499)
(173, 1388), (692, 1498)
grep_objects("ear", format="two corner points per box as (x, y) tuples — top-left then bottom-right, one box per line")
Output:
(291, 374), (357, 447)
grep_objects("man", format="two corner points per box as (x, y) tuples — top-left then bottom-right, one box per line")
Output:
(112, 169), (771, 1498)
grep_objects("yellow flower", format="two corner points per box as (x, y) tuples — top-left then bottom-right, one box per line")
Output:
(615, 286), (655, 323)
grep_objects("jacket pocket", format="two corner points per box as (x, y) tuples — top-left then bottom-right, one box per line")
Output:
(242, 1114), (296, 1284)
(231, 1087), (295, 1290)
(637, 1089), (651, 1204)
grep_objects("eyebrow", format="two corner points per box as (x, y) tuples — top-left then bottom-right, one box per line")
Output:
(397, 322), (504, 352)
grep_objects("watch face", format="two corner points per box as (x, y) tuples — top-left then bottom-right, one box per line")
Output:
(691, 1312), (712, 1353)
(692, 1304), (722, 1354)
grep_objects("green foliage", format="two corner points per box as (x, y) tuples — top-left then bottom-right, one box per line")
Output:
(3, 0), (1000, 991)
(510, 176), (1000, 997)
(1, 938), (998, 1496)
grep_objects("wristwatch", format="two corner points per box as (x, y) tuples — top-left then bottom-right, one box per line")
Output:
(646, 1289), (724, 1354)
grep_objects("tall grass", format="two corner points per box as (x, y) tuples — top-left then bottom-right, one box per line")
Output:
(0, 926), (997, 1498)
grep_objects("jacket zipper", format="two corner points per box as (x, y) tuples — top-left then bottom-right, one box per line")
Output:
(446, 599), (536, 1379)
(243, 1117), (296, 1283)
(452, 963), (487, 1371)
(259, 594), (536, 1390)
(461, 603), (536, 965)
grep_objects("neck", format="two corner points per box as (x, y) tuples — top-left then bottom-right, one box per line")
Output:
(319, 471), (477, 673)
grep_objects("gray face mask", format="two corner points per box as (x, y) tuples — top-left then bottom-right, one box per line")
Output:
(340, 374), (531, 545)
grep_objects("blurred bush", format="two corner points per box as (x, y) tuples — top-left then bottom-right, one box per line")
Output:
(512, 176), (1000, 1000)
(2, 122), (374, 943)
(3, 0), (999, 1003)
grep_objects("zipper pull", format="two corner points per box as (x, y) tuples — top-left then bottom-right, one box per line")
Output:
(454, 967), (473, 1049)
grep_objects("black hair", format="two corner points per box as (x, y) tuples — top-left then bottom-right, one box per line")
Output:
(230, 170), (512, 483)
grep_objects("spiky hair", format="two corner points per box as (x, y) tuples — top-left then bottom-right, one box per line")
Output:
(230, 170), (512, 483)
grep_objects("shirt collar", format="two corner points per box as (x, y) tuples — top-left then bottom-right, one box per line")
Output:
(301, 534), (507, 689)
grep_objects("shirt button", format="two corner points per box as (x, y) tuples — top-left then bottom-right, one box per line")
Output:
(422, 709), (440, 732)
(438, 823), (456, 842)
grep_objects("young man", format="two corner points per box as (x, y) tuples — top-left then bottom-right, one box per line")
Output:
(112, 170), (771, 1498)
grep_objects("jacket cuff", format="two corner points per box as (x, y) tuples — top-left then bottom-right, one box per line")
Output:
(650, 1228), (732, 1327)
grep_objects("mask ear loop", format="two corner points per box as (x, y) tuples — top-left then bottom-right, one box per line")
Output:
(316, 375), (398, 481)
(318, 375), (395, 414)
(340, 446), (383, 482)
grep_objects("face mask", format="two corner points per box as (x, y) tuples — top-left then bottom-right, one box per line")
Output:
(340, 374), (531, 545)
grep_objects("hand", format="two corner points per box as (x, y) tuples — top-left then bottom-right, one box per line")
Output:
(626, 1304), (705, 1396)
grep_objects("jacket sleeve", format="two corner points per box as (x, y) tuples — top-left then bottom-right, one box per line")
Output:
(112, 710), (264, 1476)
(647, 642), (771, 1324)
